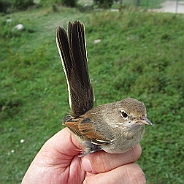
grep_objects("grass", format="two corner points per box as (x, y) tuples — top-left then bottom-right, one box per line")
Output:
(1, 4), (184, 184)
(79, 0), (165, 9)
(139, 0), (166, 8)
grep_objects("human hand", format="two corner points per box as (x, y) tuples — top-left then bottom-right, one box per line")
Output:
(22, 128), (146, 184)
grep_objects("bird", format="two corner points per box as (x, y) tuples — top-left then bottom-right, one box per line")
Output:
(56, 20), (152, 155)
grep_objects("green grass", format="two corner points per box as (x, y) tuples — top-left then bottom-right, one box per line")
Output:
(1, 5), (184, 184)
(79, 0), (165, 9)
(139, 0), (165, 8)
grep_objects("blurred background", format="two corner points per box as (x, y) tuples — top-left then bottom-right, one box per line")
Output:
(0, 0), (184, 183)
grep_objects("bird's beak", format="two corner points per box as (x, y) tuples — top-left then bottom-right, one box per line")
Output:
(141, 117), (153, 126)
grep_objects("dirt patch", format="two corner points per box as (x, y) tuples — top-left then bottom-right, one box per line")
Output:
(153, 0), (184, 13)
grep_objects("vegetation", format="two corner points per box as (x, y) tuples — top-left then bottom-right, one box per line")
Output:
(40, 0), (78, 7)
(94, 0), (113, 8)
(0, 0), (166, 13)
(62, 0), (78, 7)
(0, 0), (34, 12)
(0, 3), (184, 184)
(13, 0), (34, 10)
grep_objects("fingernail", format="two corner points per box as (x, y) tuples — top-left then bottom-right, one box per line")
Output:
(82, 158), (92, 172)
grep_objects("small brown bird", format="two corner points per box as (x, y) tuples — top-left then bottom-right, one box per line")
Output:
(56, 21), (152, 155)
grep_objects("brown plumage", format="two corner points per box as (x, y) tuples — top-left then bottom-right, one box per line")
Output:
(56, 21), (152, 155)
(56, 21), (94, 117)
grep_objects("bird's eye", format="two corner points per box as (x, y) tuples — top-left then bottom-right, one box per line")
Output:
(120, 110), (128, 118)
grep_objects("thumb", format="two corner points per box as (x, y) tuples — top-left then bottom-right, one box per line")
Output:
(40, 128), (82, 160)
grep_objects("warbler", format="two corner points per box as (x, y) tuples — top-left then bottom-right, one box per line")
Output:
(56, 21), (152, 155)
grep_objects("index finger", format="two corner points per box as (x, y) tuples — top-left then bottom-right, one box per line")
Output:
(82, 144), (142, 173)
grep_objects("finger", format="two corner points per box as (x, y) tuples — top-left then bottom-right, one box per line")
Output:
(82, 144), (142, 173)
(43, 127), (82, 155)
(22, 128), (85, 184)
(83, 163), (146, 184)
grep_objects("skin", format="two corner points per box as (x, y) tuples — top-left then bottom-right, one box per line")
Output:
(22, 128), (146, 184)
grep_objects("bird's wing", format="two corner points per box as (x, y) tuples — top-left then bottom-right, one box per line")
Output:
(63, 116), (110, 143)
(56, 21), (94, 117)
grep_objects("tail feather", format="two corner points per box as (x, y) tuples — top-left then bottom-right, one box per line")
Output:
(56, 21), (94, 117)
(56, 26), (72, 77)
(69, 21), (90, 89)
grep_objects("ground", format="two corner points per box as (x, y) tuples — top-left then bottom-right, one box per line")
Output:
(153, 0), (184, 13)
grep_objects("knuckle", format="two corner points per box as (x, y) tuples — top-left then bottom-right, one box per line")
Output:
(126, 164), (146, 184)
(131, 144), (142, 160)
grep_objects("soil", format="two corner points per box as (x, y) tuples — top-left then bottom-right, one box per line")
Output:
(153, 0), (184, 13)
